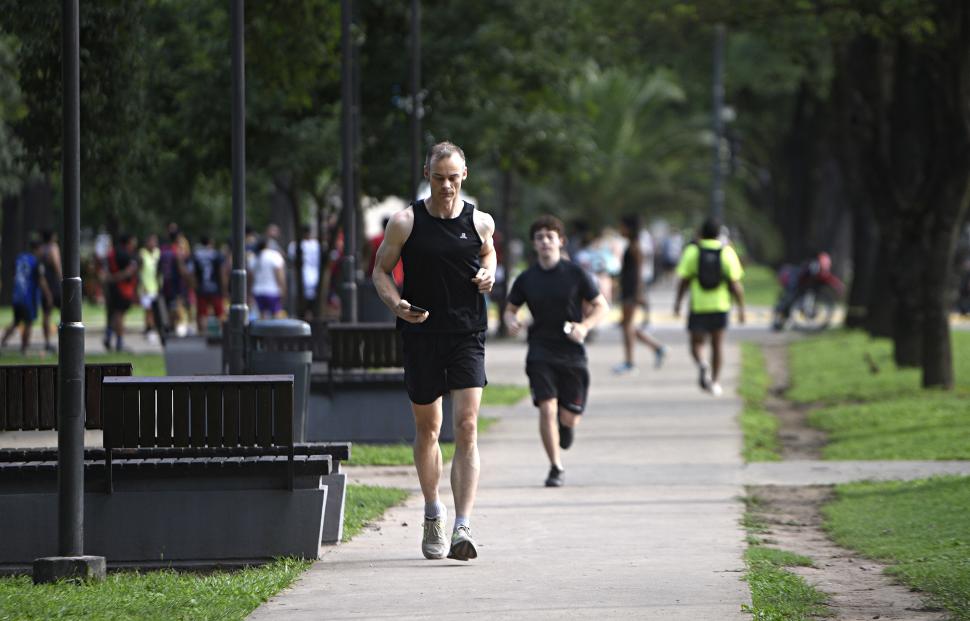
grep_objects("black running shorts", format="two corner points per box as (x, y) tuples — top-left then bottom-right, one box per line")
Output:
(687, 311), (728, 333)
(526, 361), (590, 414)
(402, 330), (488, 405)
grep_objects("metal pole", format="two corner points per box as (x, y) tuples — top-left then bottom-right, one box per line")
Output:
(409, 0), (421, 203)
(711, 23), (726, 221)
(228, 0), (249, 372)
(57, 0), (85, 558)
(340, 0), (357, 322)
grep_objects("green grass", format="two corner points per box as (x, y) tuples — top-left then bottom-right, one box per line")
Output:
(741, 494), (829, 621)
(0, 302), (147, 330)
(342, 483), (410, 542)
(0, 352), (167, 376)
(0, 483), (408, 620)
(810, 394), (970, 460)
(787, 330), (970, 405)
(0, 557), (311, 621)
(481, 383), (529, 407)
(739, 342), (781, 462)
(824, 476), (970, 620)
(347, 416), (499, 466)
(742, 263), (781, 307)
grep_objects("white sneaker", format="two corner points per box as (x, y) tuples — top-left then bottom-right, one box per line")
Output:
(710, 382), (723, 397)
(422, 508), (448, 559)
(447, 525), (478, 561)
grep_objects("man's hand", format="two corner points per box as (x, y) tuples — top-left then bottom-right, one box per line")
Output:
(565, 322), (589, 343)
(737, 307), (746, 324)
(471, 268), (494, 293)
(505, 314), (523, 336)
(396, 299), (429, 324)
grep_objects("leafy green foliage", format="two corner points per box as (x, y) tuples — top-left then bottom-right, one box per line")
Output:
(825, 477), (970, 620)
(0, 557), (310, 621)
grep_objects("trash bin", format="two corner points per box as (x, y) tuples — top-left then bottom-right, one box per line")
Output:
(246, 318), (313, 443)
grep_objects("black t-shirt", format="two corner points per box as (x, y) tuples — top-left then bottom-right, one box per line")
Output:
(507, 259), (600, 366)
(191, 246), (224, 296)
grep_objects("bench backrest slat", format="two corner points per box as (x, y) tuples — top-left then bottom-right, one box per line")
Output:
(0, 370), (5, 429)
(257, 385), (273, 447)
(157, 387), (173, 447)
(22, 368), (39, 429)
(275, 381), (293, 448)
(172, 385), (190, 447)
(6, 368), (23, 429)
(223, 385), (240, 446)
(138, 385), (155, 446)
(240, 385), (257, 445)
(206, 384), (222, 446)
(122, 386), (140, 447)
(190, 385), (206, 447)
(38, 367), (56, 429)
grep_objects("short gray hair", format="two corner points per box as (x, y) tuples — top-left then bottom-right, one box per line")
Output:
(425, 141), (466, 171)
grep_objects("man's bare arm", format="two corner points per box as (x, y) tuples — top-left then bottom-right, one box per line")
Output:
(372, 210), (427, 322)
(472, 211), (496, 293)
(567, 294), (609, 343)
(730, 280), (746, 323)
(673, 278), (690, 316)
(503, 302), (523, 336)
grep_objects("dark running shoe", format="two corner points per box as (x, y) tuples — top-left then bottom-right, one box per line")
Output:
(545, 465), (565, 487)
(447, 525), (478, 561)
(698, 363), (711, 391)
(558, 421), (574, 450)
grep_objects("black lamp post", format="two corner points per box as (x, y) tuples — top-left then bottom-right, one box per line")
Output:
(227, 0), (249, 373)
(33, 0), (106, 584)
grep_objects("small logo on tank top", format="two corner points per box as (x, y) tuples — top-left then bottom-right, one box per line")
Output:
(459, 232), (468, 239)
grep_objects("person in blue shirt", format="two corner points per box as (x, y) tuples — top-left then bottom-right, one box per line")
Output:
(1, 239), (53, 355)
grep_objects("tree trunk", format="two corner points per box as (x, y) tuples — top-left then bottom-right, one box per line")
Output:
(921, 223), (957, 388)
(890, 215), (924, 367)
(865, 234), (896, 338)
(844, 197), (879, 329)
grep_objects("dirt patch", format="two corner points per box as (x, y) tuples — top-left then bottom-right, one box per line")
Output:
(761, 342), (828, 460)
(749, 485), (945, 621)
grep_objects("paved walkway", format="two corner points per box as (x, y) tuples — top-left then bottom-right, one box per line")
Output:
(250, 327), (751, 620)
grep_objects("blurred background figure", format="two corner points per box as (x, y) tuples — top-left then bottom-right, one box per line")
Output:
(249, 236), (287, 319)
(139, 233), (161, 343)
(1, 238), (52, 355)
(190, 235), (228, 335)
(614, 214), (666, 375)
(39, 229), (62, 353)
(289, 225), (322, 319)
(104, 233), (139, 352)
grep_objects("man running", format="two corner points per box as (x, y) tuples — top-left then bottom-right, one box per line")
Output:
(673, 218), (745, 397)
(503, 215), (609, 487)
(372, 141), (495, 562)
(1, 239), (52, 355)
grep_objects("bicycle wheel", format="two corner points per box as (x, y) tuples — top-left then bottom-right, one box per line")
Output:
(791, 287), (836, 332)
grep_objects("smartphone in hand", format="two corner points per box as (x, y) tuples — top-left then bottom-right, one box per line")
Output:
(408, 304), (429, 314)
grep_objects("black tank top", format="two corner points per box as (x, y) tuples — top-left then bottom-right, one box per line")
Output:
(399, 200), (487, 333)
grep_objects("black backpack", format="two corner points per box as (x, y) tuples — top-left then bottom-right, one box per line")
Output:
(697, 246), (724, 290)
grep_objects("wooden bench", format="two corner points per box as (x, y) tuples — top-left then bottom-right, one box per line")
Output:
(0, 373), (352, 569)
(0, 363), (132, 432)
(306, 322), (454, 443)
